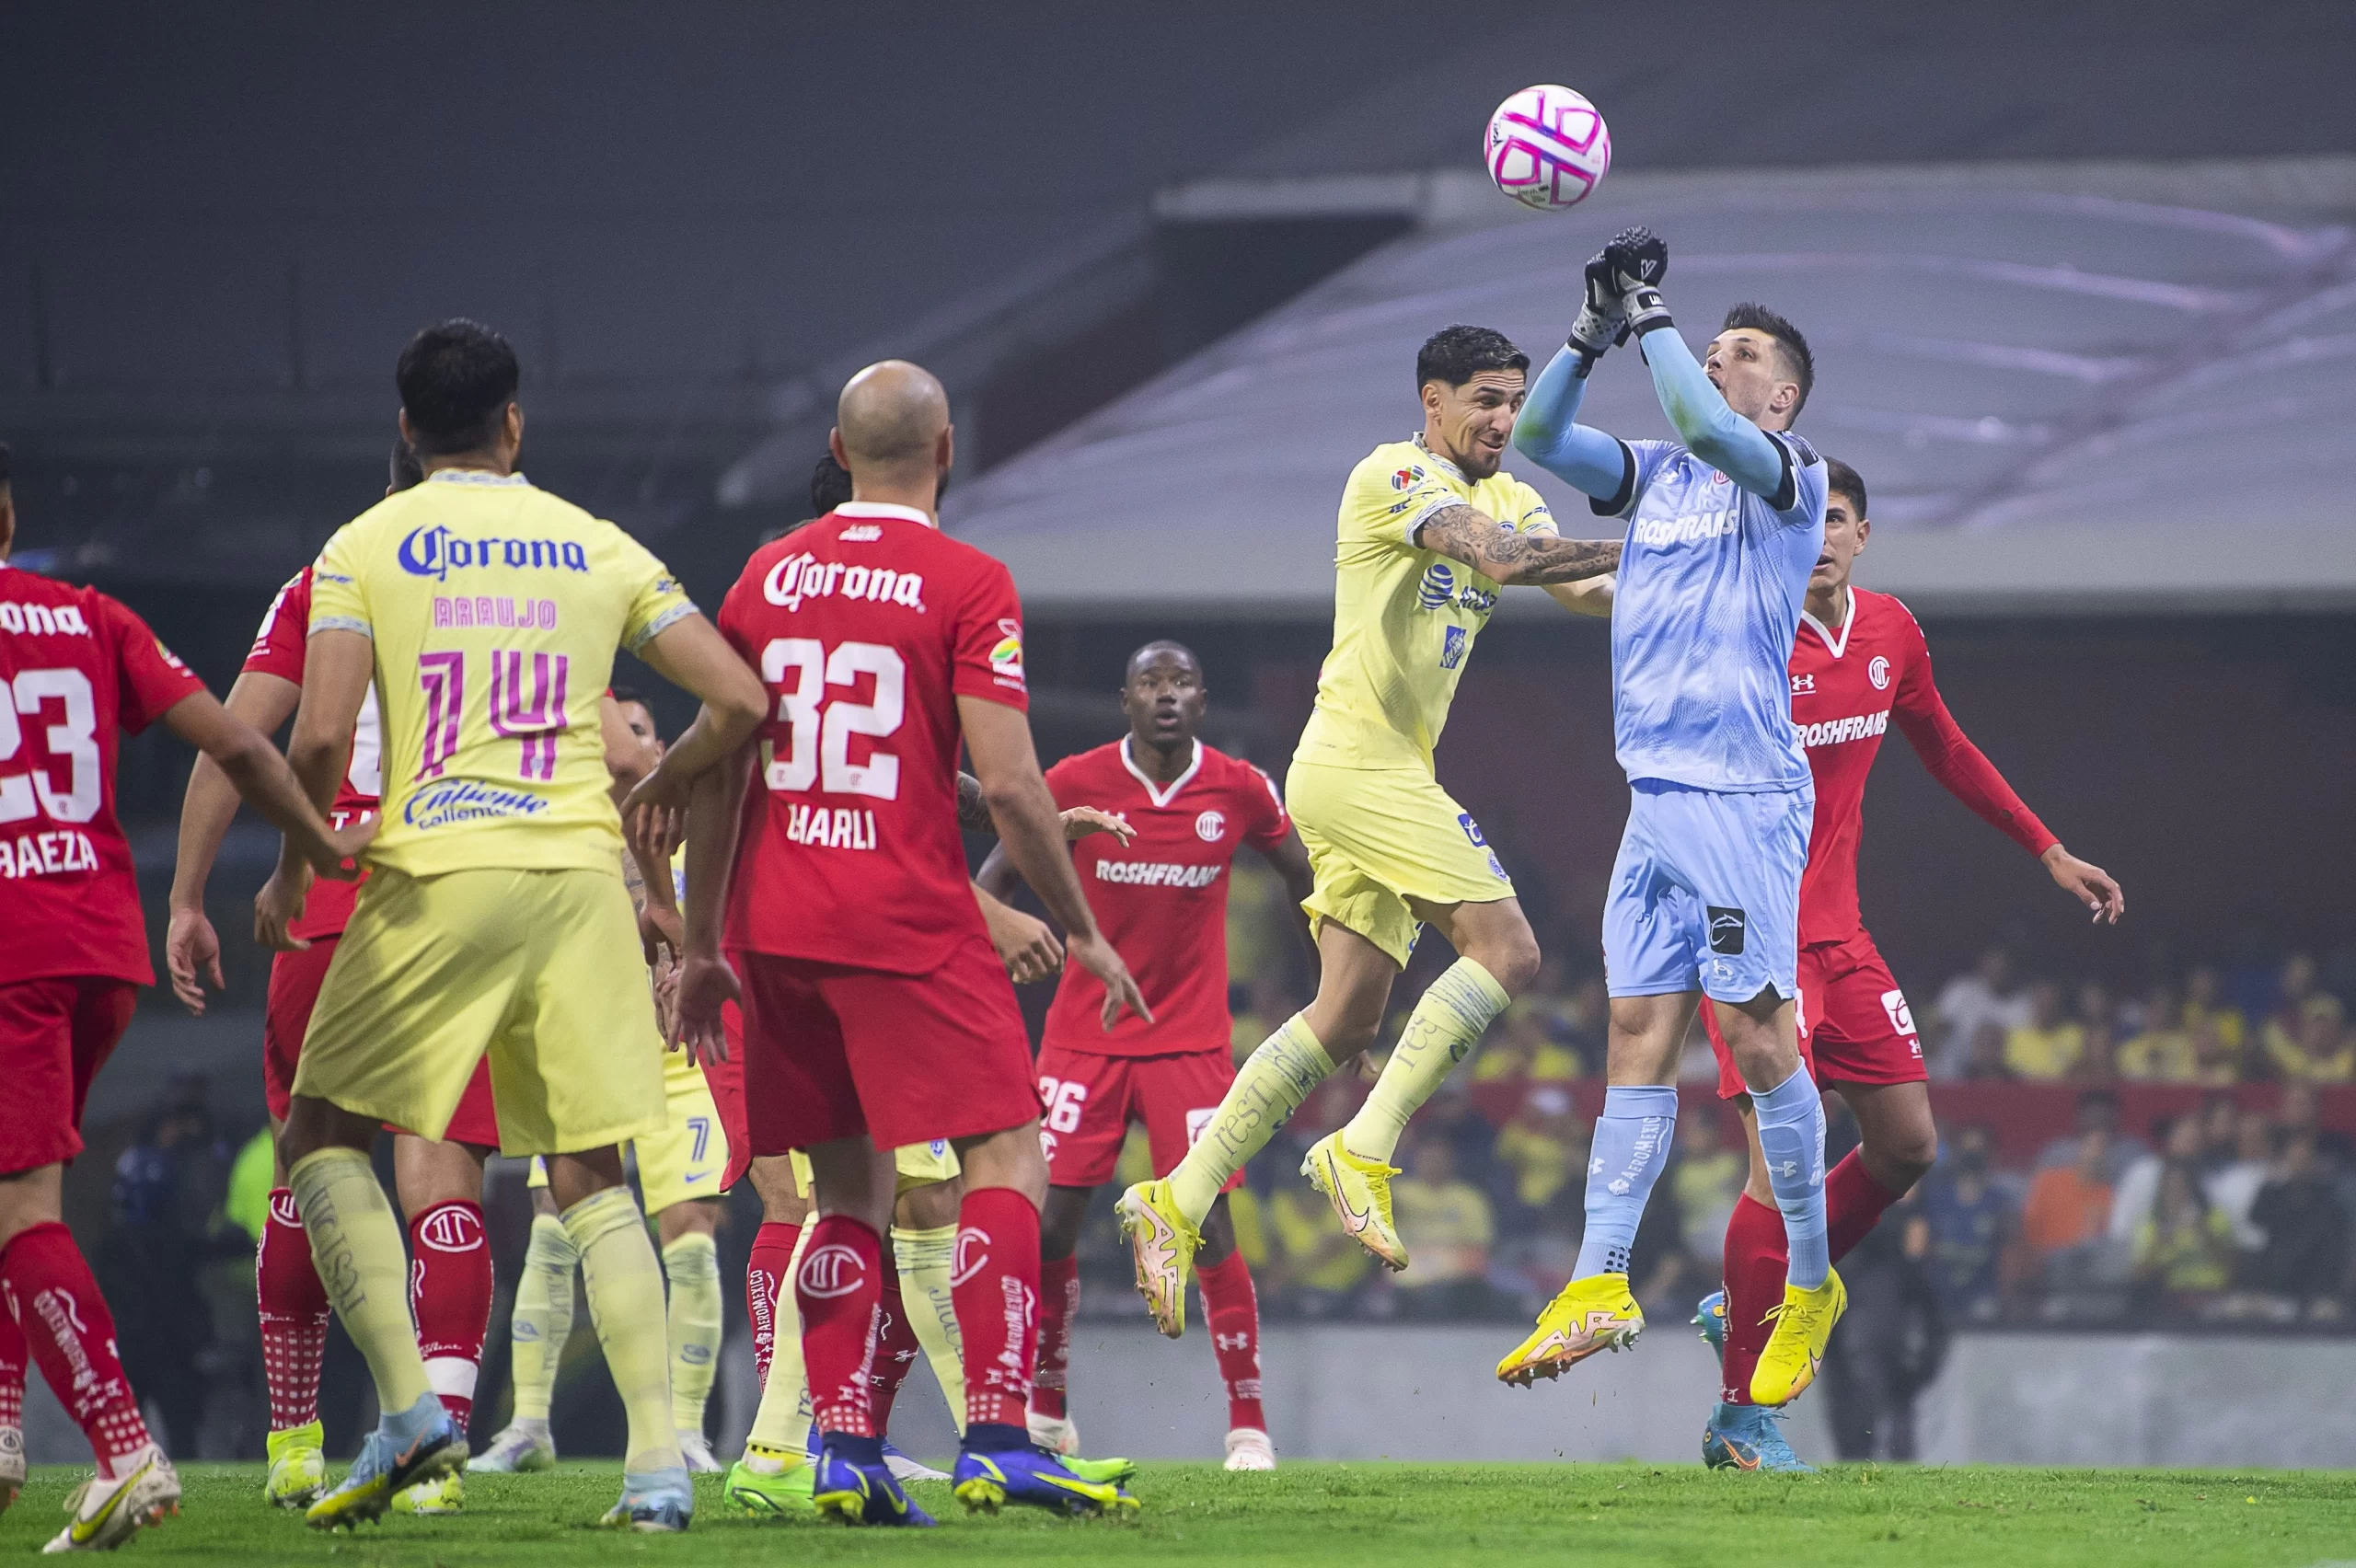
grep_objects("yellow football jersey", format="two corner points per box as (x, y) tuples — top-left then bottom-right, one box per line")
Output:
(308, 469), (694, 878)
(1294, 437), (1554, 772)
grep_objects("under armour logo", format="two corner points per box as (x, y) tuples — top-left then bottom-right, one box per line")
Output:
(1773, 1159), (1799, 1180)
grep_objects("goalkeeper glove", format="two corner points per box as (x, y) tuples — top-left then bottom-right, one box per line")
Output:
(1602, 226), (1674, 340)
(1567, 249), (1624, 369)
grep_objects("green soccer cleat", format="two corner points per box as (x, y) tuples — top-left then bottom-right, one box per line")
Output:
(1064, 1452), (1140, 1487)
(391, 1470), (464, 1515)
(262, 1422), (327, 1509)
(722, 1456), (817, 1518)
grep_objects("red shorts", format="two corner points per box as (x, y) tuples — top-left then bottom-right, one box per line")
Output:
(263, 934), (500, 1146)
(1034, 1041), (1242, 1193)
(699, 1002), (753, 1191)
(0, 976), (138, 1175)
(732, 938), (1038, 1155)
(1704, 929), (1926, 1100)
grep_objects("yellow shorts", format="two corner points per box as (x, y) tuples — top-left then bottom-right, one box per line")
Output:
(1286, 756), (1516, 968)
(527, 1048), (727, 1214)
(788, 1138), (961, 1199)
(295, 865), (664, 1156)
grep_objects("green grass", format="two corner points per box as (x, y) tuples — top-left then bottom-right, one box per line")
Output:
(3, 1461), (2348, 1566)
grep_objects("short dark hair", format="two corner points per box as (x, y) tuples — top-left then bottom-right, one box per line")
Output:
(1126, 640), (1200, 681)
(609, 684), (645, 709)
(810, 453), (853, 517)
(1415, 325), (1529, 392)
(1721, 303), (1813, 417)
(388, 441), (424, 492)
(396, 319), (520, 455)
(1823, 456), (1866, 519)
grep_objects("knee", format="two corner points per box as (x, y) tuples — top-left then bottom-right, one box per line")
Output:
(1873, 1127), (1938, 1193)
(1467, 928), (1541, 997)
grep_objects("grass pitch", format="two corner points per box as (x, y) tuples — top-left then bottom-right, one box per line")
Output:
(2, 1460), (2346, 1565)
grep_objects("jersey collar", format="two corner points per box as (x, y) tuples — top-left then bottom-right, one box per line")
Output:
(1121, 735), (1202, 809)
(1411, 432), (1469, 485)
(425, 468), (530, 487)
(1800, 587), (1856, 658)
(836, 501), (937, 530)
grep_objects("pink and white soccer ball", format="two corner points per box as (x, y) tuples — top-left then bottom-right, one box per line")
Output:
(1485, 85), (1611, 211)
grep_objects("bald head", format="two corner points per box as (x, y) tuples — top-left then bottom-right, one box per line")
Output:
(837, 360), (950, 470)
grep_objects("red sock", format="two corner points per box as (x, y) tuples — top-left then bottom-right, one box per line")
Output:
(796, 1216), (883, 1439)
(1030, 1252), (1079, 1423)
(746, 1220), (799, 1389)
(0, 1273), (25, 1437)
(256, 1188), (331, 1432)
(1825, 1148), (1905, 1264)
(951, 1188), (1042, 1431)
(408, 1201), (492, 1435)
(1718, 1193), (1786, 1407)
(869, 1266), (923, 1433)
(1195, 1250), (1266, 1434)
(0, 1222), (152, 1475)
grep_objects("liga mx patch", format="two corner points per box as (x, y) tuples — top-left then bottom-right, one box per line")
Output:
(1706, 905), (1748, 956)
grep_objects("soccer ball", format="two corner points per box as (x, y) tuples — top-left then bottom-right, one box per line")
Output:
(1484, 85), (1611, 212)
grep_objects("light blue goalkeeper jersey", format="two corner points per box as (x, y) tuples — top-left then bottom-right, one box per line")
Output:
(1600, 433), (1826, 791)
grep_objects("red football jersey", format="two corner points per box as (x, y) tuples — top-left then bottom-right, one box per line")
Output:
(243, 567), (383, 940)
(718, 502), (1029, 974)
(1790, 586), (2057, 946)
(1040, 738), (1290, 1056)
(0, 563), (206, 986)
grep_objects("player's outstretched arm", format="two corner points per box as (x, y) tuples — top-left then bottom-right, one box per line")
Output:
(165, 669), (299, 1013)
(972, 882), (1063, 984)
(1634, 327), (1789, 500)
(1416, 504), (1620, 586)
(960, 771), (1133, 847)
(628, 613), (769, 806)
(167, 686), (373, 889)
(259, 627), (378, 948)
(671, 744), (754, 1064)
(960, 695), (1150, 1029)
(1513, 346), (1637, 500)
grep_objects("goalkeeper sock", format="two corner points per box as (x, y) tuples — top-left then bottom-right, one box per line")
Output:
(1341, 959), (1510, 1163)
(893, 1222), (965, 1434)
(1169, 1013), (1334, 1224)
(1572, 1086), (1680, 1278)
(506, 1213), (577, 1425)
(288, 1147), (434, 1418)
(565, 1183), (684, 1475)
(661, 1230), (722, 1435)
(1750, 1064), (1830, 1289)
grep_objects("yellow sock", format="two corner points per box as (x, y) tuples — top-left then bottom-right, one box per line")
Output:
(661, 1231), (722, 1435)
(1169, 1012), (1334, 1222)
(287, 1147), (433, 1417)
(508, 1213), (577, 1424)
(1343, 958), (1511, 1163)
(745, 1221), (814, 1456)
(564, 1183), (682, 1475)
(892, 1224), (964, 1434)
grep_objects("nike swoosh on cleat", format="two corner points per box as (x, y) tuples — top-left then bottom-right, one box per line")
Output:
(1320, 1154), (1375, 1232)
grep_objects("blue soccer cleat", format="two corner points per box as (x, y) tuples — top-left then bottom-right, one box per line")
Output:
(1702, 1402), (1817, 1473)
(953, 1445), (1139, 1517)
(811, 1445), (936, 1528)
(304, 1396), (467, 1530)
(599, 1465), (694, 1532)
(1694, 1289), (1728, 1364)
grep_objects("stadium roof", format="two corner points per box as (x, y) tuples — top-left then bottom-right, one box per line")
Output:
(947, 158), (2356, 616)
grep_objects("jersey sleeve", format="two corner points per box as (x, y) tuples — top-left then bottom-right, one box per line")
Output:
(1238, 762), (1291, 850)
(306, 524), (374, 640)
(1591, 439), (1681, 520)
(1344, 452), (1464, 552)
(615, 531), (699, 652)
(1509, 479), (1558, 537)
(952, 558), (1029, 711)
(1040, 755), (1080, 810)
(95, 593), (207, 732)
(242, 572), (311, 682)
(1886, 602), (2059, 859)
(1766, 431), (1828, 525)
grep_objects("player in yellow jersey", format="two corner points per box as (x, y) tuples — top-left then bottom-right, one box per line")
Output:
(1119, 325), (1619, 1335)
(271, 319), (768, 1533)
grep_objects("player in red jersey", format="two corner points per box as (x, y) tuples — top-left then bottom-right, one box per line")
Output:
(656, 360), (1149, 1526)
(165, 444), (524, 1515)
(1694, 457), (2124, 1470)
(975, 640), (1314, 1472)
(0, 441), (368, 1548)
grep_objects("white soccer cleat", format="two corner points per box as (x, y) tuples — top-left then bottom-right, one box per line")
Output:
(466, 1421), (558, 1473)
(1026, 1412), (1081, 1458)
(1, 1421), (24, 1514)
(43, 1446), (179, 1553)
(1223, 1427), (1276, 1471)
(676, 1431), (723, 1475)
(883, 1446), (953, 1484)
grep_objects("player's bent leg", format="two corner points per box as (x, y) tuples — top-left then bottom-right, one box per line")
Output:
(744, 1155), (808, 1391)
(890, 1175), (966, 1465)
(1030, 1184), (1092, 1455)
(387, 1133), (491, 1516)
(1836, 1078), (1936, 1221)
(254, 1125), (333, 1508)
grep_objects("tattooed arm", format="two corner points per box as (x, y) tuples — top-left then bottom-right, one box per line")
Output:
(957, 770), (996, 835)
(1415, 504), (1621, 585)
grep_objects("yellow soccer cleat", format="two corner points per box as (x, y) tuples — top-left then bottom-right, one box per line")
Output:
(1299, 1131), (1408, 1273)
(262, 1422), (328, 1509)
(1495, 1274), (1644, 1388)
(391, 1470), (464, 1516)
(1114, 1180), (1200, 1339)
(1750, 1269), (1845, 1408)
